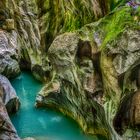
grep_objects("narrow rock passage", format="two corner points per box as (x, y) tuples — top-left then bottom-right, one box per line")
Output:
(10, 71), (102, 140)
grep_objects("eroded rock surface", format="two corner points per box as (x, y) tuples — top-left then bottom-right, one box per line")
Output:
(0, 75), (20, 113)
(0, 0), (50, 81)
(36, 33), (109, 138)
(0, 75), (20, 140)
(36, 6), (140, 140)
(0, 98), (20, 140)
(0, 0), (139, 140)
(0, 30), (20, 78)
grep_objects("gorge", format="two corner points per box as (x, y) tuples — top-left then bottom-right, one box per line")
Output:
(0, 0), (140, 140)
(10, 71), (100, 140)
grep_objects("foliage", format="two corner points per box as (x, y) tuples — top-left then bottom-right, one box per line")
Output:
(110, 0), (127, 10)
(38, 0), (110, 48)
(100, 6), (139, 49)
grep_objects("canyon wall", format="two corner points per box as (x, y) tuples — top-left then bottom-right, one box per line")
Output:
(0, 0), (140, 140)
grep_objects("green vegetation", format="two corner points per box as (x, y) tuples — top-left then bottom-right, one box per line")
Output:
(99, 6), (140, 49)
(39, 0), (95, 34)
(38, 0), (110, 48)
(110, 0), (127, 10)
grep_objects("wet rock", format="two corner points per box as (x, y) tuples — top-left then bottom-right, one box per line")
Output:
(36, 6), (140, 140)
(32, 63), (52, 82)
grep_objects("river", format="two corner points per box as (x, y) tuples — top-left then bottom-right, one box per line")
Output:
(10, 71), (104, 140)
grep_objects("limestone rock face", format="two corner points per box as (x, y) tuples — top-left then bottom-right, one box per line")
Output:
(0, 98), (20, 140)
(0, 75), (20, 140)
(0, 75), (20, 113)
(36, 32), (108, 137)
(0, 0), (139, 140)
(36, 6), (140, 140)
(130, 90), (140, 126)
(108, 29), (140, 75)
(37, 0), (109, 50)
(0, 0), (50, 81)
(0, 30), (20, 78)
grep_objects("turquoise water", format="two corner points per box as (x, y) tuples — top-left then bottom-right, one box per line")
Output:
(10, 72), (102, 140)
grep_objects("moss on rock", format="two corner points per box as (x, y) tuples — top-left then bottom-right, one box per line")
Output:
(36, 5), (140, 140)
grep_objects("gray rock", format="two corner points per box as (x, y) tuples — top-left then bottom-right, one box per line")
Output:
(0, 30), (20, 78)
(0, 74), (20, 139)
(0, 74), (20, 113)
(36, 32), (107, 137)
(108, 29), (140, 75)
